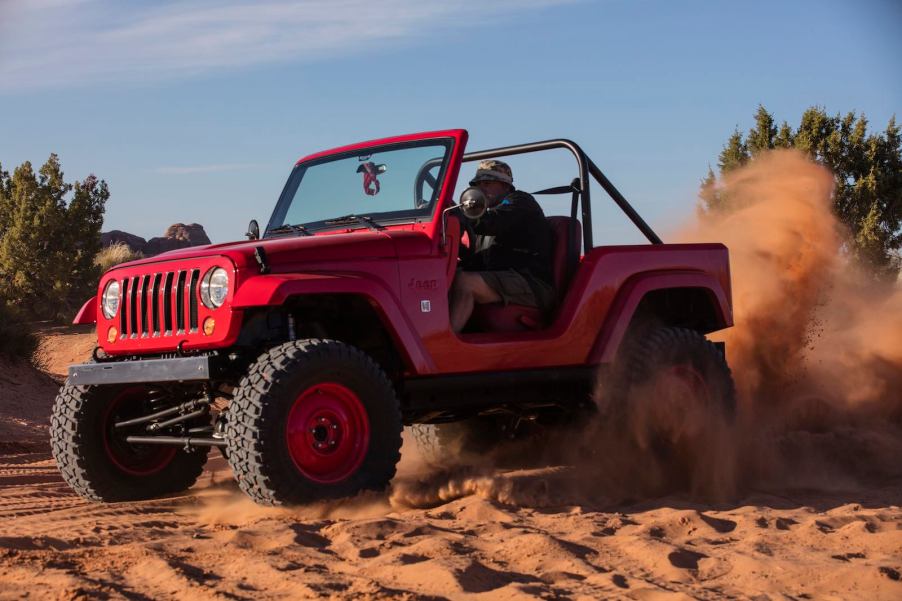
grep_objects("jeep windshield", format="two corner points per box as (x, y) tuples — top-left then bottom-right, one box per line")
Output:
(266, 139), (453, 236)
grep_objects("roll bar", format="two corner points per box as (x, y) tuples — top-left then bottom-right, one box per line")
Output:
(463, 139), (663, 248)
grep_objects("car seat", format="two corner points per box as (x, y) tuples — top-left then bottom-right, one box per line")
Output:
(469, 216), (582, 332)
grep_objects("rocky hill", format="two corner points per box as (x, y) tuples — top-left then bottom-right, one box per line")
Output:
(101, 223), (211, 257)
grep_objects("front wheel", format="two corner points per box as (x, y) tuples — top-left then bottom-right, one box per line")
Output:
(51, 384), (209, 502)
(225, 339), (403, 506)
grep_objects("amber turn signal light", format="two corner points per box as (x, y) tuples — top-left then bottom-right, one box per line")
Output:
(203, 317), (216, 336)
(107, 327), (118, 343)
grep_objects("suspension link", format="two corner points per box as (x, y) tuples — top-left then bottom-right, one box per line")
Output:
(113, 396), (210, 429)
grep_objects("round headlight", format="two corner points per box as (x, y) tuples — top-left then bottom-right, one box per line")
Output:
(200, 267), (229, 309)
(101, 280), (121, 319)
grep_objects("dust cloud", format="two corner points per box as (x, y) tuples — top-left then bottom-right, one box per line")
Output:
(675, 149), (902, 492)
(685, 150), (900, 418)
(394, 149), (902, 508)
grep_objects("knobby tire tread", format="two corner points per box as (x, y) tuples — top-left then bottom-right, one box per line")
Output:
(621, 327), (736, 417)
(51, 383), (209, 502)
(226, 339), (402, 506)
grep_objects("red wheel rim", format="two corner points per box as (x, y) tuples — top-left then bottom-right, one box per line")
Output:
(101, 387), (176, 476)
(645, 364), (713, 444)
(658, 364), (711, 403)
(285, 382), (370, 484)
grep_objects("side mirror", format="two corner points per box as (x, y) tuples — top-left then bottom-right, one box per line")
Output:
(459, 187), (486, 220)
(246, 219), (260, 240)
(440, 187), (488, 248)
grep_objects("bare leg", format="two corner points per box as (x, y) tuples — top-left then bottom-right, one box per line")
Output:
(450, 271), (502, 332)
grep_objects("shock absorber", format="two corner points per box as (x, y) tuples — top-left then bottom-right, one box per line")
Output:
(146, 388), (171, 413)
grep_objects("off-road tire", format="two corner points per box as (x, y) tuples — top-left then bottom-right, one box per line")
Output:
(51, 383), (210, 502)
(410, 419), (501, 466)
(597, 327), (736, 496)
(411, 413), (579, 468)
(225, 339), (403, 506)
(603, 327), (736, 416)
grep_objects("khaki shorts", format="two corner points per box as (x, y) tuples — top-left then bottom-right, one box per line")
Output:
(478, 269), (554, 310)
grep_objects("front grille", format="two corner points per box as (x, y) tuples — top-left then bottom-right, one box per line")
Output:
(118, 269), (201, 338)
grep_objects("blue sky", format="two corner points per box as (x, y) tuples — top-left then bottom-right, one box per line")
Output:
(1, 0), (899, 245)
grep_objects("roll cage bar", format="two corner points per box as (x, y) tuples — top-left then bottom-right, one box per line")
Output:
(462, 139), (663, 250)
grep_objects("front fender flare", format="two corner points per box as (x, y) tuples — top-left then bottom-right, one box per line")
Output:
(589, 271), (732, 364)
(231, 273), (435, 374)
(73, 296), (97, 325)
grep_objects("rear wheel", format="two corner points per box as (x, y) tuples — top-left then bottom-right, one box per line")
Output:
(51, 384), (209, 502)
(226, 339), (402, 506)
(596, 327), (736, 497)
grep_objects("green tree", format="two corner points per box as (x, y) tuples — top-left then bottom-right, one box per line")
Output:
(702, 106), (902, 279)
(774, 121), (794, 148)
(0, 163), (12, 237)
(61, 175), (109, 307)
(718, 128), (750, 174)
(747, 104), (777, 157)
(0, 154), (108, 320)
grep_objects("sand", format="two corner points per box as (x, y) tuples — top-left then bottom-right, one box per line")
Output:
(0, 439), (900, 600)
(0, 331), (899, 599)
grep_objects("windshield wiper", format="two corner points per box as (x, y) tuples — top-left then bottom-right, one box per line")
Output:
(324, 214), (385, 231)
(267, 223), (313, 237)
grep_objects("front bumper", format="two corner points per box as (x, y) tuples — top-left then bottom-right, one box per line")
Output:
(68, 356), (212, 386)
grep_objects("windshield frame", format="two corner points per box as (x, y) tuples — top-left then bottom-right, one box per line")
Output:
(265, 137), (455, 237)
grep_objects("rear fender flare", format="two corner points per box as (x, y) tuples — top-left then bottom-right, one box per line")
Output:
(589, 272), (732, 364)
(231, 273), (435, 373)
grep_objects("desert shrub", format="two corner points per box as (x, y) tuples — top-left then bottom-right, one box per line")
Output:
(94, 242), (143, 274)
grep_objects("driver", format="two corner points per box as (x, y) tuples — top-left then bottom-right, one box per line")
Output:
(450, 160), (555, 332)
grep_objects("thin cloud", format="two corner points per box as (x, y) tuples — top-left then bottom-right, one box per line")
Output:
(0, 0), (578, 92)
(153, 163), (262, 175)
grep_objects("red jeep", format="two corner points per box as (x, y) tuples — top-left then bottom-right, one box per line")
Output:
(51, 130), (735, 505)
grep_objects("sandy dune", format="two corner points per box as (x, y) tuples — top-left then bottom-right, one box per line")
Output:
(0, 332), (899, 600)
(0, 443), (899, 600)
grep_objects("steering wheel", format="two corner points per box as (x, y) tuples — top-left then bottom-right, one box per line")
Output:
(413, 160), (442, 209)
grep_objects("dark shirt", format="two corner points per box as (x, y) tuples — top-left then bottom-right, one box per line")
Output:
(464, 189), (554, 298)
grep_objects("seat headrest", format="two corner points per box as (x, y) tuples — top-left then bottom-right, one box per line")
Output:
(546, 216), (582, 291)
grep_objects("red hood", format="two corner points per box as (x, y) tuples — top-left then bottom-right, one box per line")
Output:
(108, 230), (401, 273)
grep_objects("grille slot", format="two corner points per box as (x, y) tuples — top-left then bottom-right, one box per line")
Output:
(129, 276), (140, 338)
(119, 278), (129, 337)
(162, 272), (174, 334)
(140, 276), (150, 336)
(151, 273), (162, 335)
(175, 270), (187, 333)
(188, 269), (200, 331)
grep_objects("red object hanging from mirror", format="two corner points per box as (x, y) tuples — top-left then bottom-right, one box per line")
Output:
(356, 161), (381, 196)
